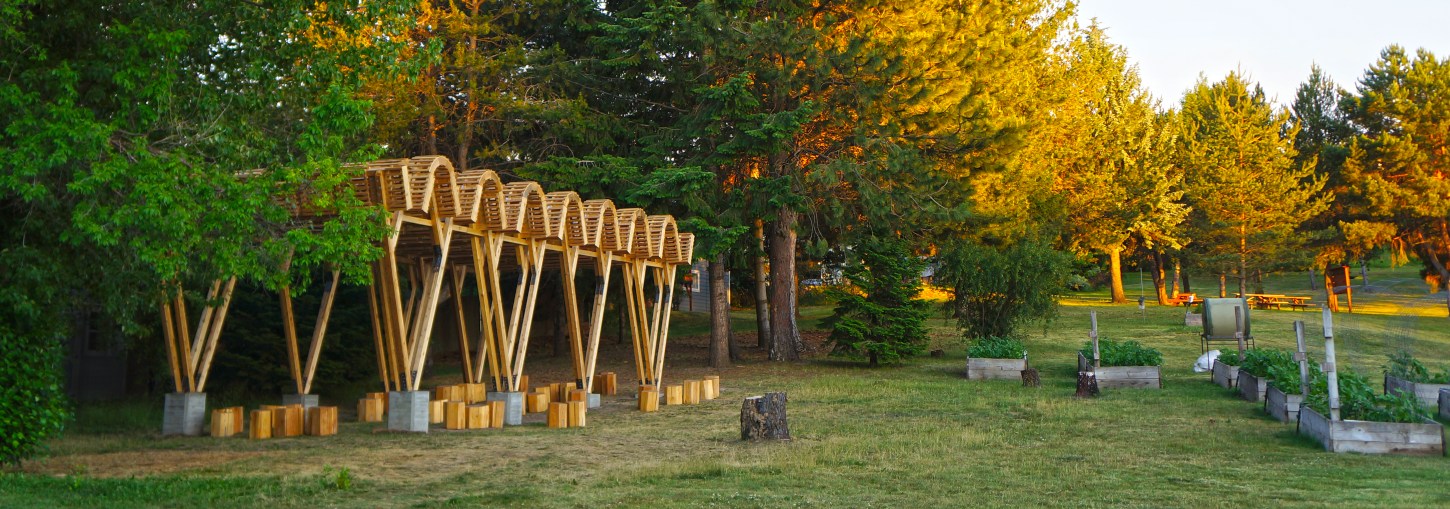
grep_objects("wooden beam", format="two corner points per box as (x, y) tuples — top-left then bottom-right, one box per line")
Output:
(508, 239), (548, 390)
(582, 254), (614, 392)
(160, 302), (184, 393)
(651, 266), (679, 387)
(366, 278), (392, 392)
(187, 279), (222, 375)
(407, 217), (455, 390)
(302, 270), (341, 395)
(560, 245), (586, 388)
(279, 285), (304, 395)
(195, 276), (237, 393)
(449, 266), (474, 384)
(173, 291), (194, 392)
(621, 262), (648, 385)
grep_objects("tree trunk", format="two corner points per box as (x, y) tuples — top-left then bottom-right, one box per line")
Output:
(1359, 259), (1369, 289)
(1308, 268), (1317, 290)
(1107, 246), (1127, 303)
(1171, 259), (1182, 298)
(754, 220), (771, 348)
(1182, 271), (1192, 294)
(1218, 273), (1227, 298)
(709, 254), (731, 369)
(1148, 251), (1169, 305)
(740, 392), (790, 441)
(768, 207), (802, 361)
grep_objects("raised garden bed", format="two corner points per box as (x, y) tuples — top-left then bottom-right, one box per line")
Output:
(965, 337), (1028, 381)
(1441, 389), (1450, 422)
(1238, 370), (1268, 402)
(1264, 385), (1302, 423)
(1385, 375), (1450, 408)
(1297, 406), (1445, 456)
(1211, 358), (1238, 389)
(965, 355), (1028, 380)
(1077, 351), (1161, 389)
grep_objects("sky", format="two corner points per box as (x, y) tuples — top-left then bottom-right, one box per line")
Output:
(1073, 1), (1450, 108)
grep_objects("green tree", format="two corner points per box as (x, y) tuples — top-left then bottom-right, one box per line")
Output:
(1175, 73), (1330, 296)
(937, 239), (1073, 339)
(823, 236), (930, 366)
(1338, 46), (1450, 315)
(1019, 25), (1186, 304)
(1290, 65), (1358, 264)
(0, 1), (409, 463)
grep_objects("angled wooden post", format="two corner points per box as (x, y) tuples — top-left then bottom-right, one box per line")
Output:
(583, 254), (614, 392)
(160, 300), (184, 393)
(195, 276), (237, 392)
(560, 244), (587, 388)
(407, 217), (455, 390)
(509, 239), (549, 391)
(279, 285), (304, 395)
(449, 265), (475, 384)
(301, 269), (341, 394)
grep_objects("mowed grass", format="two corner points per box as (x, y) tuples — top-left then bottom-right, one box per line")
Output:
(4, 266), (1449, 508)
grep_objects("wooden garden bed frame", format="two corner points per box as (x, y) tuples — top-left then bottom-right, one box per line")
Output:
(157, 155), (694, 402)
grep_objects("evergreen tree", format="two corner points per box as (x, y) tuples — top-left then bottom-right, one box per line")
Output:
(1175, 73), (1330, 296)
(1338, 46), (1450, 314)
(824, 236), (930, 366)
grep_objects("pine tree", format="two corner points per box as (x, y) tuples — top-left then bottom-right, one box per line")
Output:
(1175, 73), (1330, 296)
(824, 236), (930, 366)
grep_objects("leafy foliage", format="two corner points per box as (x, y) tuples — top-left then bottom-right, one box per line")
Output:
(824, 236), (931, 366)
(1239, 348), (1295, 378)
(1303, 370), (1433, 424)
(1215, 350), (1243, 367)
(1267, 358), (1323, 394)
(966, 337), (1027, 360)
(1385, 350), (1450, 384)
(1079, 339), (1162, 367)
(937, 239), (1073, 339)
(0, 327), (69, 466)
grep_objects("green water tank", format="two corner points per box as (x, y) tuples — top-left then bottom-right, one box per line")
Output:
(1202, 298), (1251, 338)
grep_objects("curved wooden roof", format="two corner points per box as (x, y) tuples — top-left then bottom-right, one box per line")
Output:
(301, 155), (694, 267)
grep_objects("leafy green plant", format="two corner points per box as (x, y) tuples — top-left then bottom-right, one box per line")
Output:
(1385, 350), (1450, 384)
(966, 336), (1026, 359)
(1239, 349), (1293, 378)
(322, 465), (352, 491)
(1215, 350), (1242, 367)
(1080, 339), (1162, 367)
(936, 239), (1072, 339)
(824, 236), (931, 366)
(0, 327), (71, 466)
(1303, 370), (1433, 423)
(1267, 359), (1322, 394)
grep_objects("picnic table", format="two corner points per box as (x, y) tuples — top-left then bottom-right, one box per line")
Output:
(1236, 293), (1312, 311)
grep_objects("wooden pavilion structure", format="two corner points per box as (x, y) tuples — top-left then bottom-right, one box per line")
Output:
(156, 155), (693, 433)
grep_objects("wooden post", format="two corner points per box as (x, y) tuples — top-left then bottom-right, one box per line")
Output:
(195, 277), (237, 393)
(1293, 321), (1311, 399)
(1089, 311), (1100, 371)
(448, 267), (475, 384)
(1234, 305), (1246, 360)
(249, 409), (273, 440)
(173, 290), (193, 392)
(279, 286), (305, 395)
(160, 302), (184, 393)
(1323, 307), (1341, 421)
(301, 270), (340, 395)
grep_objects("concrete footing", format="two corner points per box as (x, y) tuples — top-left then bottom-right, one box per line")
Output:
(282, 393), (319, 409)
(388, 391), (430, 433)
(587, 393), (601, 409)
(486, 392), (524, 425)
(163, 392), (206, 436)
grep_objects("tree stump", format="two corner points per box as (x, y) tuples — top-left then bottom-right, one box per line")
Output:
(741, 392), (790, 441)
(930, 349), (945, 358)
(1075, 372), (1100, 398)
(1020, 368), (1040, 388)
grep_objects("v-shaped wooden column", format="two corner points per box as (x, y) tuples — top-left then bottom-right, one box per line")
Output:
(159, 277), (238, 393)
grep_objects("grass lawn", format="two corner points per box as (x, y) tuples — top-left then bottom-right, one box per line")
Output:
(4, 266), (1449, 508)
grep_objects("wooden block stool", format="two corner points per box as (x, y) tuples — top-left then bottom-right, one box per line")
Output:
(639, 387), (659, 412)
(466, 404), (490, 429)
(306, 406), (338, 436)
(249, 409), (273, 440)
(358, 397), (384, 422)
(432, 386), (451, 401)
(704, 376), (720, 399)
(568, 389), (589, 403)
(593, 372), (618, 396)
(547, 402), (569, 428)
(444, 401), (468, 430)
(518, 374), (530, 394)
(665, 385), (684, 405)
(684, 380), (702, 405)
(487, 400), (505, 428)
(366, 392), (389, 413)
(429, 400), (446, 424)
(567, 401), (587, 427)
(210, 408), (238, 437)
(228, 406), (245, 433)
(464, 383), (487, 404)
(271, 404), (304, 438)
(526, 392), (550, 413)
